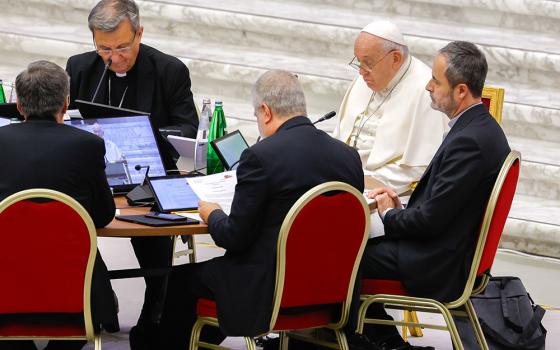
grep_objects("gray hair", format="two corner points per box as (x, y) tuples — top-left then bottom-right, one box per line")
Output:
(381, 38), (409, 60)
(439, 41), (487, 98)
(88, 0), (140, 33)
(15, 61), (69, 120)
(252, 70), (307, 117)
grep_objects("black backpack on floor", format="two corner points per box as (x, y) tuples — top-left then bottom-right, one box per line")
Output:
(457, 276), (547, 349)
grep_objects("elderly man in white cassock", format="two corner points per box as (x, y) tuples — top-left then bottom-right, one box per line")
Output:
(333, 20), (447, 238)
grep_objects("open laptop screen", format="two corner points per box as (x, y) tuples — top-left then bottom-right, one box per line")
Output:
(65, 115), (166, 192)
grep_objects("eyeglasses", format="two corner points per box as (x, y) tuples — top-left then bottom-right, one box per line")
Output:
(94, 32), (137, 57)
(348, 50), (395, 73)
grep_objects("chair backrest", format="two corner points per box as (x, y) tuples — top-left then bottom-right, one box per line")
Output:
(0, 189), (97, 339)
(269, 181), (370, 329)
(449, 151), (520, 308)
(481, 86), (505, 124)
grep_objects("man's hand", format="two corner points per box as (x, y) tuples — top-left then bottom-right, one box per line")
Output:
(367, 187), (403, 218)
(198, 200), (222, 224)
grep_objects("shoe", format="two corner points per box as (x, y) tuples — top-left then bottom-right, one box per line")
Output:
(378, 341), (434, 350)
(129, 324), (155, 350)
(393, 343), (434, 350)
(376, 335), (434, 350)
(347, 334), (383, 350)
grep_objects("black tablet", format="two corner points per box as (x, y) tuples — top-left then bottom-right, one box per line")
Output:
(115, 214), (198, 226)
(210, 130), (249, 170)
(147, 175), (200, 213)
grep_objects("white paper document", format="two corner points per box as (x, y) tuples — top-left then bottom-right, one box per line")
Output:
(187, 171), (237, 215)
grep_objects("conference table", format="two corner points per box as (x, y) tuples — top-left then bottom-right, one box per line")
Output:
(99, 182), (379, 239)
(96, 182), (378, 279)
(97, 196), (208, 237)
(97, 196), (208, 279)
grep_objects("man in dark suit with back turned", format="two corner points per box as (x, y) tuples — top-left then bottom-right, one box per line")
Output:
(129, 70), (365, 350)
(66, 0), (199, 330)
(354, 41), (511, 350)
(0, 61), (118, 350)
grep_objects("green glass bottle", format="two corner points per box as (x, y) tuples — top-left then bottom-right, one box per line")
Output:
(207, 100), (227, 174)
(0, 80), (6, 104)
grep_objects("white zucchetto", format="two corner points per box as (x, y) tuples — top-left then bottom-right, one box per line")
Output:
(361, 20), (406, 46)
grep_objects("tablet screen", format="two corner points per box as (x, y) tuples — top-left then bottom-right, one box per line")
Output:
(211, 130), (249, 170)
(148, 175), (200, 212)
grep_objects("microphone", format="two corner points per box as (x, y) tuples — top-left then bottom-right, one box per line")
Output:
(313, 111), (336, 125)
(134, 164), (150, 185)
(91, 58), (112, 103)
(126, 163), (153, 205)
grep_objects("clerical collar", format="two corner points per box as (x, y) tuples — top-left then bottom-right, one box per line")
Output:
(115, 72), (127, 78)
(380, 54), (412, 96)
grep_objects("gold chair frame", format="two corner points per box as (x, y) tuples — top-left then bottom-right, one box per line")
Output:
(189, 181), (371, 350)
(0, 189), (101, 350)
(481, 86), (505, 124)
(357, 151), (521, 350)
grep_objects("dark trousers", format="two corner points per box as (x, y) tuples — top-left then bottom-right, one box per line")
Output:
(131, 236), (174, 325)
(346, 238), (402, 342)
(133, 261), (225, 350)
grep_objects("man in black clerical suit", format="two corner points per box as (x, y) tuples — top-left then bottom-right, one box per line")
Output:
(355, 41), (511, 350)
(128, 70), (365, 350)
(65, 0), (199, 329)
(0, 61), (118, 350)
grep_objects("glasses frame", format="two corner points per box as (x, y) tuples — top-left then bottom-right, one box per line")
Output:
(349, 50), (396, 73)
(94, 31), (138, 57)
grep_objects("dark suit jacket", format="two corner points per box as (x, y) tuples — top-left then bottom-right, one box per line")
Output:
(203, 116), (364, 336)
(383, 104), (510, 302)
(0, 119), (119, 330)
(66, 44), (198, 169)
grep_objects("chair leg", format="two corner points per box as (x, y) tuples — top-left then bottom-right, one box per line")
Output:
(435, 304), (464, 350)
(189, 318), (205, 350)
(465, 300), (489, 350)
(244, 336), (257, 350)
(334, 329), (349, 350)
(279, 331), (290, 350)
(94, 334), (102, 350)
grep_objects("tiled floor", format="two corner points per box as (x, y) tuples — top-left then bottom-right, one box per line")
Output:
(66, 235), (559, 350)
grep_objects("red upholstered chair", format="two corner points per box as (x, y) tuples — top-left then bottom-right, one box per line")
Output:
(357, 151), (521, 350)
(0, 189), (101, 349)
(190, 181), (370, 350)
